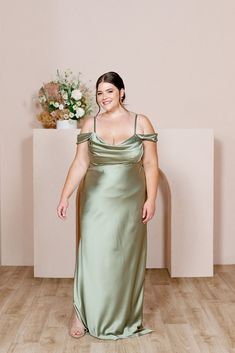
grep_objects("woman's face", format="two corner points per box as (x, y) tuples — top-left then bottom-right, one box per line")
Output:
(96, 82), (124, 112)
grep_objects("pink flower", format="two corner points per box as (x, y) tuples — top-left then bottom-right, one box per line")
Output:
(43, 82), (63, 103)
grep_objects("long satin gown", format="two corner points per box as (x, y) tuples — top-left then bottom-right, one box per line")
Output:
(73, 114), (158, 340)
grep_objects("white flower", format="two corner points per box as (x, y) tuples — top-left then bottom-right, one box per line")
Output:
(71, 89), (82, 101)
(54, 102), (59, 108)
(59, 104), (64, 110)
(62, 93), (68, 100)
(65, 68), (72, 76)
(72, 80), (78, 88)
(76, 107), (85, 117)
(63, 114), (69, 119)
(73, 105), (77, 110)
(39, 95), (46, 103)
(77, 101), (81, 106)
(69, 112), (74, 118)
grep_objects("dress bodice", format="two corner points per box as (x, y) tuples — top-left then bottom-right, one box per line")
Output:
(76, 131), (158, 166)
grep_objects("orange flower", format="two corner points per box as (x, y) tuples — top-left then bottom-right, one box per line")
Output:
(37, 111), (56, 128)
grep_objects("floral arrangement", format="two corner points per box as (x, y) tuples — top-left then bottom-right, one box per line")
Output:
(37, 69), (94, 128)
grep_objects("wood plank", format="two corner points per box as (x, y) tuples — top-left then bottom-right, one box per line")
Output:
(0, 266), (233, 353)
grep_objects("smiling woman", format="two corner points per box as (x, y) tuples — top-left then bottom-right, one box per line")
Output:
(57, 71), (159, 340)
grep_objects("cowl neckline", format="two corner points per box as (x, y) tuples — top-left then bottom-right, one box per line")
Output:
(76, 131), (158, 147)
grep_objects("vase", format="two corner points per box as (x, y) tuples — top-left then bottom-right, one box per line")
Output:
(56, 119), (78, 129)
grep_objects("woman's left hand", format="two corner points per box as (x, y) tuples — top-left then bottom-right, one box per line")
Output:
(142, 199), (156, 224)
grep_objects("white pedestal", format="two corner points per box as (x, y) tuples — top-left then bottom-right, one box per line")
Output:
(146, 129), (214, 277)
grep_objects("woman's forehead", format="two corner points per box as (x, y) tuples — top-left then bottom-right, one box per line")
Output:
(97, 82), (116, 91)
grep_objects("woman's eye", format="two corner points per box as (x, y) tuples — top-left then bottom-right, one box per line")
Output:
(97, 90), (112, 95)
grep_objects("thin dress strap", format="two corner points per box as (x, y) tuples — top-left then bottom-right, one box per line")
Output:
(94, 115), (96, 132)
(134, 114), (138, 134)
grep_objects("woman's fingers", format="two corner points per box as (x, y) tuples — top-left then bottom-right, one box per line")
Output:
(57, 206), (63, 219)
(142, 211), (150, 223)
(142, 204), (150, 224)
(62, 206), (66, 217)
(57, 203), (68, 220)
(142, 204), (147, 220)
(142, 203), (155, 224)
(61, 206), (66, 219)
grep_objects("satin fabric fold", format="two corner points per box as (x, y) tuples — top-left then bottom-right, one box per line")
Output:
(73, 131), (158, 340)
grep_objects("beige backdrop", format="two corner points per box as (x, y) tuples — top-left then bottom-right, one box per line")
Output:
(0, 0), (235, 265)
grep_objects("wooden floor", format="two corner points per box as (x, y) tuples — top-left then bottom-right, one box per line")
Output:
(0, 265), (235, 353)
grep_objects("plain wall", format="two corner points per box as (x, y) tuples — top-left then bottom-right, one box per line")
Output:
(0, 0), (235, 265)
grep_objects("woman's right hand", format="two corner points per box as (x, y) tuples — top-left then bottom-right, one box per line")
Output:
(57, 198), (69, 220)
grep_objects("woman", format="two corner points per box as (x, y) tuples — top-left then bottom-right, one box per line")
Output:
(57, 71), (159, 340)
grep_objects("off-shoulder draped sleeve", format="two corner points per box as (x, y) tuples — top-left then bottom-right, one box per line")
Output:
(76, 132), (93, 144)
(137, 133), (158, 142)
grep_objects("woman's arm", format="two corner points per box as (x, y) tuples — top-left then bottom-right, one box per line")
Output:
(138, 114), (159, 224)
(57, 117), (93, 220)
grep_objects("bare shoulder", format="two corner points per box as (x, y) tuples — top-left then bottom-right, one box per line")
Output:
(80, 116), (94, 133)
(137, 113), (157, 134)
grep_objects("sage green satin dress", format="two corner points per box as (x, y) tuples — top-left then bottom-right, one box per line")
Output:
(73, 114), (158, 340)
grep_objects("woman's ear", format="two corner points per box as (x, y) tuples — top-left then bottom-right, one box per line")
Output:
(120, 88), (125, 99)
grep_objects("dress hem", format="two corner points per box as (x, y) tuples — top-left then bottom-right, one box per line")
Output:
(85, 328), (155, 340)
